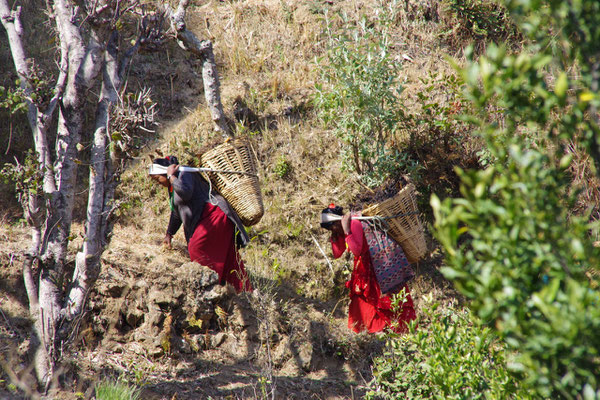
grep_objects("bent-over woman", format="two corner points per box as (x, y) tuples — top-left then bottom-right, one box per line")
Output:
(149, 156), (252, 292)
(321, 204), (416, 333)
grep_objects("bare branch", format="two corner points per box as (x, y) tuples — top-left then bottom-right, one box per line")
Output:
(0, 0), (42, 139)
(23, 255), (39, 310)
(167, 0), (231, 136)
(172, 0), (190, 31)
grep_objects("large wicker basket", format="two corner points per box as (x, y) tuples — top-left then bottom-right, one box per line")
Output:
(200, 138), (264, 226)
(362, 183), (427, 263)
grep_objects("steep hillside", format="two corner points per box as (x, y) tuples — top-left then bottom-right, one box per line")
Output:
(0, 0), (476, 398)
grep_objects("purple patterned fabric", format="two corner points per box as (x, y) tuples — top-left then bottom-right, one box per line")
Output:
(361, 220), (414, 294)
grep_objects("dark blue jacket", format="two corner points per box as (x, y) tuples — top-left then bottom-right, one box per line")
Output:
(166, 170), (250, 248)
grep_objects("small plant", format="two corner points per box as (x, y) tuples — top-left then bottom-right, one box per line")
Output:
(367, 298), (524, 399)
(1, 149), (44, 206)
(0, 62), (53, 114)
(95, 379), (141, 400)
(273, 155), (291, 179)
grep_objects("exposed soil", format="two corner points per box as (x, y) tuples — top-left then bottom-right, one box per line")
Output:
(0, 221), (396, 399)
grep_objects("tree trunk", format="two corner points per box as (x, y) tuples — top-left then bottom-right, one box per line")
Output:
(170, 0), (231, 136)
(2, 0), (182, 391)
(65, 30), (132, 322)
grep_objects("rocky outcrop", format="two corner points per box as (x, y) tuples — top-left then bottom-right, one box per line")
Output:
(90, 261), (241, 357)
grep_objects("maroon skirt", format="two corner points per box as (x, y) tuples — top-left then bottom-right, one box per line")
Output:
(188, 202), (252, 292)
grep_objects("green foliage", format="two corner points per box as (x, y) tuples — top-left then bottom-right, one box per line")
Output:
(95, 379), (141, 400)
(0, 85), (27, 115)
(441, 0), (520, 53)
(432, 144), (600, 397)
(273, 155), (291, 179)
(1, 149), (43, 205)
(432, 0), (600, 398)
(314, 0), (405, 186)
(367, 298), (523, 399)
(0, 63), (53, 114)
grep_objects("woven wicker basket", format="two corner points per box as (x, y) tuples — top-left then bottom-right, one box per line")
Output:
(200, 138), (264, 226)
(362, 183), (427, 263)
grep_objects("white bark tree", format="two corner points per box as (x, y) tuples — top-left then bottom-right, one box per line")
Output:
(0, 0), (162, 391)
(169, 0), (231, 136)
(1, 0), (230, 392)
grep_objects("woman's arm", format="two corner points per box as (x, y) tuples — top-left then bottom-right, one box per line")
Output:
(345, 217), (364, 256)
(330, 234), (346, 259)
(163, 211), (182, 248)
(170, 169), (194, 202)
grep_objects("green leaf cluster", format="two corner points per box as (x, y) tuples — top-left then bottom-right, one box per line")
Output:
(0, 85), (27, 115)
(432, 145), (600, 397)
(432, 0), (600, 398)
(367, 300), (524, 399)
(1, 149), (44, 206)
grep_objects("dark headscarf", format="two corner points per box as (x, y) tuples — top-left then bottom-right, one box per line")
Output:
(152, 155), (179, 172)
(320, 203), (344, 229)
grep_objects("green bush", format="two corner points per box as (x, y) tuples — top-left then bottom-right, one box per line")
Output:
(431, 0), (600, 397)
(440, 0), (521, 53)
(314, 0), (406, 187)
(432, 144), (600, 398)
(95, 379), (141, 400)
(367, 298), (523, 399)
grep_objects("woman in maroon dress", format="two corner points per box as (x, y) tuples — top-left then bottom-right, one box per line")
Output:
(321, 205), (416, 333)
(149, 156), (252, 292)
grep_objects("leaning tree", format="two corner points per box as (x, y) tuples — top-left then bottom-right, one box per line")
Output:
(0, 0), (228, 392)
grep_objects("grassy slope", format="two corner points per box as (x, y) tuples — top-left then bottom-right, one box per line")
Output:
(118, 0), (461, 302)
(112, 2), (464, 394)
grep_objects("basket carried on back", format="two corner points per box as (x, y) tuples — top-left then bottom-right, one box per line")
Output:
(362, 183), (427, 263)
(200, 138), (264, 226)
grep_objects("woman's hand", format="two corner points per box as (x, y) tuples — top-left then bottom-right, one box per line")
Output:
(167, 164), (179, 178)
(341, 213), (352, 235)
(163, 233), (173, 249)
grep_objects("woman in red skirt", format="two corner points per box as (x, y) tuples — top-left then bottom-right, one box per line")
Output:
(149, 156), (252, 292)
(321, 205), (416, 333)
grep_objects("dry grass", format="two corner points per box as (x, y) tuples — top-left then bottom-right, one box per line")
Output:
(116, 0), (461, 308)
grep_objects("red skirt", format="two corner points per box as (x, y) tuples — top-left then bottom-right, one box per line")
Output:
(188, 202), (252, 292)
(347, 283), (416, 333)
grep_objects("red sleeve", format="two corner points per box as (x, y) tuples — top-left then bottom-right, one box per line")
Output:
(330, 235), (346, 259)
(345, 219), (364, 256)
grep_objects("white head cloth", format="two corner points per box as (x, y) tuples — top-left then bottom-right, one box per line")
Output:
(320, 212), (342, 224)
(148, 164), (169, 176)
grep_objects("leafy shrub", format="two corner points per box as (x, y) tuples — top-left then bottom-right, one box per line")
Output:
(440, 0), (521, 53)
(432, 143), (600, 398)
(367, 298), (523, 399)
(95, 379), (141, 400)
(431, 0), (600, 396)
(314, 0), (405, 186)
